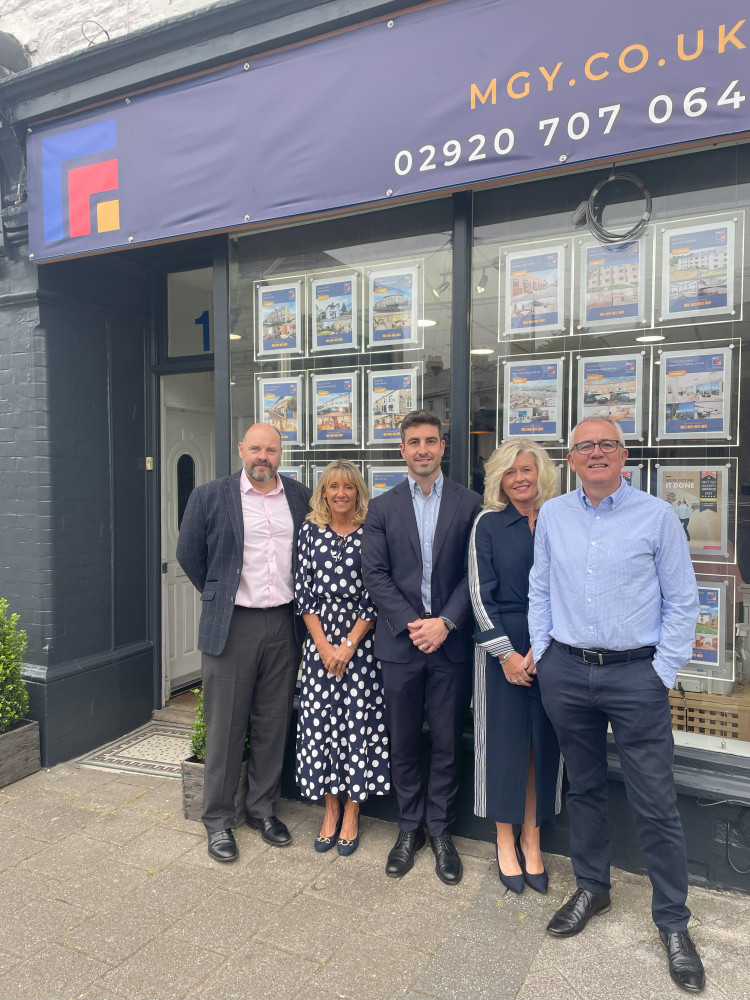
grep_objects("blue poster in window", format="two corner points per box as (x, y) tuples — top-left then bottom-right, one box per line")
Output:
(312, 276), (357, 351)
(692, 587), (720, 666)
(368, 268), (418, 346)
(583, 242), (643, 326)
(368, 369), (416, 442)
(369, 469), (407, 497)
(663, 222), (735, 319)
(504, 246), (565, 335)
(578, 354), (642, 438)
(257, 282), (302, 356)
(660, 348), (730, 439)
(258, 377), (302, 444)
(503, 359), (561, 440)
(313, 373), (356, 444)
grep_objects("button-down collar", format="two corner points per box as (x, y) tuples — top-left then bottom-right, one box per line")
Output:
(578, 476), (629, 513)
(407, 472), (444, 499)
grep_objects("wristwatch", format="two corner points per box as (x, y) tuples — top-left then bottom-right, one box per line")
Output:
(440, 616), (456, 632)
(498, 650), (514, 663)
(345, 638), (357, 650)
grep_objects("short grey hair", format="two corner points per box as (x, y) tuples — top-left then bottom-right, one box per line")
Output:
(569, 415), (625, 451)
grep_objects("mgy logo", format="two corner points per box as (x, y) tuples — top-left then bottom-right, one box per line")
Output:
(41, 119), (119, 243)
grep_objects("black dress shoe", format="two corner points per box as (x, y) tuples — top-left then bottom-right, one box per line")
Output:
(246, 814), (292, 846)
(546, 887), (611, 936)
(659, 930), (706, 993)
(207, 829), (238, 862)
(385, 829), (425, 878)
(430, 834), (463, 885)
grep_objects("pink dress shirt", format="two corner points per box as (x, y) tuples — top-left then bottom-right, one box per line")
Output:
(235, 470), (295, 608)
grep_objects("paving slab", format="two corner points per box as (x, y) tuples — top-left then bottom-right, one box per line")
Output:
(187, 939), (320, 1000)
(94, 934), (225, 999)
(0, 762), (747, 1000)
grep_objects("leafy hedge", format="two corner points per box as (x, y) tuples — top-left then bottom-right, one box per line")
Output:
(0, 599), (29, 735)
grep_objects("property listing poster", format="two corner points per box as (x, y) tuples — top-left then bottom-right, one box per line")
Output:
(577, 354), (642, 439)
(257, 282), (302, 356)
(279, 465), (304, 483)
(661, 221), (735, 320)
(581, 241), (644, 327)
(691, 584), (722, 668)
(368, 368), (418, 445)
(655, 465), (730, 560)
(503, 245), (565, 336)
(368, 267), (419, 347)
(658, 347), (731, 440)
(368, 467), (408, 497)
(621, 467), (643, 490)
(257, 376), (302, 445)
(311, 276), (357, 352)
(311, 372), (357, 446)
(502, 359), (562, 441)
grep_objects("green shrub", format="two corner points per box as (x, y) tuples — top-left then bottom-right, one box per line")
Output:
(189, 687), (251, 762)
(0, 599), (29, 735)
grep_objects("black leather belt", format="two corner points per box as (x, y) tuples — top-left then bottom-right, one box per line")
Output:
(554, 640), (656, 665)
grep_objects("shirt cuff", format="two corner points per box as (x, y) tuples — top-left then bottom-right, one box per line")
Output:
(479, 635), (514, 657)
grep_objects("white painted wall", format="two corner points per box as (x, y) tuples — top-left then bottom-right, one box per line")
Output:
(1, 0), (216, 68)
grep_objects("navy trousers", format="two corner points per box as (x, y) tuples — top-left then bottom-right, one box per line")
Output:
(537, 641), (690, 932)
(380, 654), (472, 836)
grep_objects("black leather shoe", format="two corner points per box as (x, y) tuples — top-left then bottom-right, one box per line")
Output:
(385, 829), (425, 878)
(207, 829), (237, 862)
(659, 930), (705, 993)
(431, 834), (463, 885)
(546, 887), (611, 936)
(246, 814), (292, 846)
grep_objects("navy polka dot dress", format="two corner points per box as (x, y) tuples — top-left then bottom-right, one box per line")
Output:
(295, 521), (391, 802)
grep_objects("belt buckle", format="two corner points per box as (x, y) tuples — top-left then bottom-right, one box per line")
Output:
(582, 648), (604, 665)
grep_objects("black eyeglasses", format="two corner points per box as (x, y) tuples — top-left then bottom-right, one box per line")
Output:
(570, 439), (622, 455)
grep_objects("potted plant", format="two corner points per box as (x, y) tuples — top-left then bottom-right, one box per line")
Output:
(180, 688), (250, 825)
(0, 599), (41, 787)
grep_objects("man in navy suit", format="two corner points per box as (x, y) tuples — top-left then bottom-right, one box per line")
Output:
(177, 423), (311, 861)
(362, 410), (480, 884)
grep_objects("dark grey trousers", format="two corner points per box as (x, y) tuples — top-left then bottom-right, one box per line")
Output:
(201, 604), (300, 832)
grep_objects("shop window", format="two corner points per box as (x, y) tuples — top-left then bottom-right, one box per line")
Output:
(228, 200), (453, 494)
(470, 144), (750, 757)
(167, 267), (213, 356)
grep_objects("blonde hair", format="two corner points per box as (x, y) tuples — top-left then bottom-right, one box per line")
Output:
(307, 460), (369, 528)
(482, 439), (558, 512)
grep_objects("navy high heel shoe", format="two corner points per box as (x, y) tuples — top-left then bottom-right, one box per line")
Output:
(515, 833), (549, 894)
(496, 840), (524, 894)
(315, 800), (344, 853)
(337, 809), (360, 856)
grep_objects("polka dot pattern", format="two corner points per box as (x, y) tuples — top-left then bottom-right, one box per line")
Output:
(295, 521), (390, 802)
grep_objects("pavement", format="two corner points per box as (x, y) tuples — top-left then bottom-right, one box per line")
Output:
(0, 762), (747, 1000)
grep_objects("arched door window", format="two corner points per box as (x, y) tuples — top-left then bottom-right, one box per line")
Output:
(177, 453), (196, 530)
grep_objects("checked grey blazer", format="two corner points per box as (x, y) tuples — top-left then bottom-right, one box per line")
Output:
(176, 471), (312, 655)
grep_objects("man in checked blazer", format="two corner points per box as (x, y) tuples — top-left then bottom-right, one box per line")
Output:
(362, 410), (481, 886)
(177, 423), (311, 861)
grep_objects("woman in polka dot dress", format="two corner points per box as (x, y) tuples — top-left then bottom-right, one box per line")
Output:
(295, 460), (390, 855)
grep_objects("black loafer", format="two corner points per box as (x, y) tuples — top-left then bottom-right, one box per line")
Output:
(546, 887), (611, 936)
(430, 834), (463, 885)
(659, 930), (706, 993)
(246, 814), (292, 846)
(385, 829), (425, 878)
(207, 829), (238, 862)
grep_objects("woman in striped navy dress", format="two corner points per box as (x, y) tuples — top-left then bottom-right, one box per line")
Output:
(468, 439), (562, 894)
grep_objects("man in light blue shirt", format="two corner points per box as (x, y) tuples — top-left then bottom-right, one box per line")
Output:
(528, 416), (704, 994)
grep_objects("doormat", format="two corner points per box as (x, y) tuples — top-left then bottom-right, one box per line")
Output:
(77, 722), (192, 778)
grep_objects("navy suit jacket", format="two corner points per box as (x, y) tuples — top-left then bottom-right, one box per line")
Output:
(361, 477), (481, 664)
(176, 471), (311, 655)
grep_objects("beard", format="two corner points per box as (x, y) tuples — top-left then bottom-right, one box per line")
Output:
(247, 462), (276, 482)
